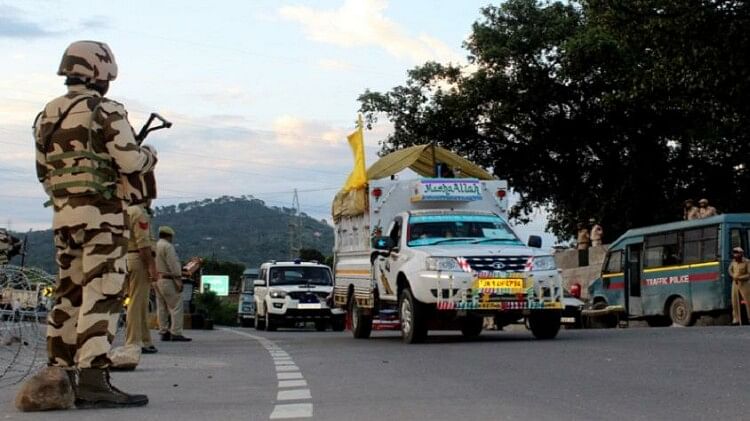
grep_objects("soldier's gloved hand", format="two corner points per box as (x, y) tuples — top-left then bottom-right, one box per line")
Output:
(141, 144), (157, 158)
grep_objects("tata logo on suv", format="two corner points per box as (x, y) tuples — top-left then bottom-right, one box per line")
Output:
(491, 262), (505, 270)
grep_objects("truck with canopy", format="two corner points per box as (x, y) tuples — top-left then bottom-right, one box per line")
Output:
(332, 144), (563, 343)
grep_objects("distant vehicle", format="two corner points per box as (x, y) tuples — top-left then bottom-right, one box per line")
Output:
(237, 268), (259, 327)
(254, 260), (345, 332)
(561, 289), (584, 328)
(587, 214), (750, 327)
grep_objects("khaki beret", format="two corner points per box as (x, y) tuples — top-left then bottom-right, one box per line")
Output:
(159, 226), (175, 236)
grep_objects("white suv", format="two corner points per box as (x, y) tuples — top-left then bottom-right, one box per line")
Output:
(254, 260), (345, 332)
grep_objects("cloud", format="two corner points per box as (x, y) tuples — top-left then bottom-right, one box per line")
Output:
(317, 58), (353, 72)
(199, 85), (255, 106)
(279, 0), (463, 64)
(0, 6), (54, 38)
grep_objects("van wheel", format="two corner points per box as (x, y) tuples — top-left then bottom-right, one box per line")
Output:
(669, 297), (694, 327)
(400, 289), (427, 344)
(351, 300), (372, 339)
(528, 311), (562, 340)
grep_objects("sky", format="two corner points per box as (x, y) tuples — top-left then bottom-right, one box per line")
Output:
(0, 0), (556, 246)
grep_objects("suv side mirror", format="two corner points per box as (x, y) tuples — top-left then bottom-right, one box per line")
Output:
(527, 235), (542, 248)
(372, 236), (395, 250)
(253, 279), (265, 287)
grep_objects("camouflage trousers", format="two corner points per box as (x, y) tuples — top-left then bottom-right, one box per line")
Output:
(47, 222), (128, 369)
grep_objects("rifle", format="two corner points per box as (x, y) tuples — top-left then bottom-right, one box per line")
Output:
(135, 113), (172, 145)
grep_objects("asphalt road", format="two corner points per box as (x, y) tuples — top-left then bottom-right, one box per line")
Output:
(1, 325), (749, 420)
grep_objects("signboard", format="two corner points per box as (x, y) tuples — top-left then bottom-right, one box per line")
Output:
(412, 179), (482, 202)
(201, 275), (229, 296)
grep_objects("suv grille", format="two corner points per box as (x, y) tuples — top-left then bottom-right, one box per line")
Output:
(287, 291), (328, 301)
(463, 256), (529, 272)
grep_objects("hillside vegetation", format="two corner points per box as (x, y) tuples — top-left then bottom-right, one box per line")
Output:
(16, 196), (334, 273)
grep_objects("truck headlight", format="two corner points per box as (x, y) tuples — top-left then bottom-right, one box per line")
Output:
(269, 289), (287, 299)
(425, 257), (462, 271)
(527, 256), (556, 271)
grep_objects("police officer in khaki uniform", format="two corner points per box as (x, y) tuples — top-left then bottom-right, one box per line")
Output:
(729, 247), (750, 325)
(109, 202), (158, 370)
(589, 219), (603, 247)
(683, 199), (700, 220)
(155, 226), (191, 342)
(32, 40), (156, 409)
(698, 198), (717, 218)
(576, 222), (590, 266)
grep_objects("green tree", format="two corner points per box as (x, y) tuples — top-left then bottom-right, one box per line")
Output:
(359, 0), (750, 242)
(299, 248), (325, 263)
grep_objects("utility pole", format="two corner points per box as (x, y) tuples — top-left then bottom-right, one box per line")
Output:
(288, 189), (302, 259)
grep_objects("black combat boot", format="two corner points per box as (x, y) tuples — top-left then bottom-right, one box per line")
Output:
(75, 368), (148, 409)
(65, 368), (78, 395)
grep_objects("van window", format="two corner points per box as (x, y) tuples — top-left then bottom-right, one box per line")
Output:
(732, 228), (743, 251)
(700, 226), (718, 261)
(604, 250), (624, 273)
(644, 232), (680, 267)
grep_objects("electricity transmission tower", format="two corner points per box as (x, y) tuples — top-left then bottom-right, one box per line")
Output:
(287, 189), (302, 259)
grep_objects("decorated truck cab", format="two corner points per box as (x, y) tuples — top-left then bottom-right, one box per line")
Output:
(332, 145), (563, 343)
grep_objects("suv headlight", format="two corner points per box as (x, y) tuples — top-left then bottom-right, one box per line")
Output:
(527, 255), (556, 271)
(425, 257), (462, 271)
(269, 289), (287, 299)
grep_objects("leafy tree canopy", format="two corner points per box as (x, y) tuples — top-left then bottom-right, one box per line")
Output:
(359, 0), (750, 242)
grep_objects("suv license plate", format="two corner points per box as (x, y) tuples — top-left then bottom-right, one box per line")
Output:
(474, 278), (524, 289)
(298, 303), (322, 309)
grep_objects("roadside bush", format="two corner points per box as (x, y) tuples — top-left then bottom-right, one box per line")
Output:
(193, 290), (238, 326)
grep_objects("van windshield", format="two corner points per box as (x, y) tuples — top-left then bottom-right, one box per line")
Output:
(269, 267), (332, 286)
(407, 214), (522, 247)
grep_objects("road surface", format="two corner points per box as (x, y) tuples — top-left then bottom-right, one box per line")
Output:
(1, 325), (748, 420)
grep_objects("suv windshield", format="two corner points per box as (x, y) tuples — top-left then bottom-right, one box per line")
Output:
(407, 214), (522, 247)
(269, 266), (332, 286)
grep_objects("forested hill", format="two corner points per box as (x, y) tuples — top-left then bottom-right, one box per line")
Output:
(16, 196), (335, 273)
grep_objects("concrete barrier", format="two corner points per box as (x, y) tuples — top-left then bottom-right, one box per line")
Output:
(554, 245), (609, 299)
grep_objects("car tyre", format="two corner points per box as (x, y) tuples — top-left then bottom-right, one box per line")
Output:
(460, 316), (483, 339)
(528, 310), (562, 340)
(351, 299), (372, 339)
(400, 288), (427, 344)
(255, 307), (266, 330)
(266, 313), (278, 331)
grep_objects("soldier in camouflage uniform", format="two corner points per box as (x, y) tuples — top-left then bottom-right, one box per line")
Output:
(33, 40), (157, 409)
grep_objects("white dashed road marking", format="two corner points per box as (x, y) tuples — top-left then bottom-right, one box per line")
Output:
(270, 403), (314, 419)
(223, 328), (313, 419)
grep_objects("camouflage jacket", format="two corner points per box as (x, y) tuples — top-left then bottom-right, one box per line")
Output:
(33, 85), (157, 228)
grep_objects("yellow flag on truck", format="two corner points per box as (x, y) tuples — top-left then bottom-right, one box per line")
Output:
(343, 118), (367, 192)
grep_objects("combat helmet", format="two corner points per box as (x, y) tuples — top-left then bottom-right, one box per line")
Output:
(57, 40), (118, 81)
